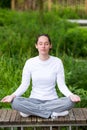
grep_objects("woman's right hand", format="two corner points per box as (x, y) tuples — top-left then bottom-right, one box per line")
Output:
(1, 94), (16, 103)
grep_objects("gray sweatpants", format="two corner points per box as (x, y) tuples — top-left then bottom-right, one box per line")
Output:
(11, 97), (74, 118)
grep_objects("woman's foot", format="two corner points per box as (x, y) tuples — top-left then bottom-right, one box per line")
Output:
(51, 111), (69, 119)
(20, 112), (31, 117)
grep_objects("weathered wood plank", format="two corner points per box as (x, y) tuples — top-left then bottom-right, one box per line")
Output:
(37, 116), (43, 124)
(31, 116), (37, 123)
(25, 116), (32, 124)
(21, 116), (28, 124)
(64, 114), (70, 124)
(4, 109), (12, 122)
(56, 116), (65, 124)
(0, 108), (87, 127)
(20, 115), (36, 125)
(42, 117), (52, 124)
(69, 109), (76, 124)
(50, 115), (66, 125)
(0, 110), (2, 117)
(14, 111), (21, 125)
(82, 108), (87, 122)
(72, 108), (86, 124)
(10, 110), (17, 122)
(0, 109), (7, 122)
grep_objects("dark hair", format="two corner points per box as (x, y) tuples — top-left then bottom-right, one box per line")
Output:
(36, 34), (51, 44)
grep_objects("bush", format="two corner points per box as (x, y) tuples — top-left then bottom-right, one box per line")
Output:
(62, 55), (87, 90)
(55, 55), (87, 107)
(57, 7), (80, 19)
(1, 9), (87, 58)
(0, 9), (87, 108)
(62, 55), (87, 107)
(59, 27), (87, 57)
(0, 9), (78, 58)
(57, 7), (87, 19)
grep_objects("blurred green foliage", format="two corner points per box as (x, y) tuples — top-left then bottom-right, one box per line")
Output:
(0, 0), (11, 8)
(0, 9), (87, 108)
(60, 27), (87, 57)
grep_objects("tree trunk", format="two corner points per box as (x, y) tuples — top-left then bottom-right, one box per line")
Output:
(37, 0), (44, 11)
(11, 0), (15, 10)
(85, 0), (87, 13)
(24, 0), (28, 10)
(48, 0), (52, 11)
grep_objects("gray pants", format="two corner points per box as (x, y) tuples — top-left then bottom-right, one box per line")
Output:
(11, 97), (74, 118)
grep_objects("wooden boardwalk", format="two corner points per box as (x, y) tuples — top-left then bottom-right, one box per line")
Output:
(0, 108), (87, 129)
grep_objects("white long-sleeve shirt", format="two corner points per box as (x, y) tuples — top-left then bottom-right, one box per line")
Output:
(13, 56), (73, 100)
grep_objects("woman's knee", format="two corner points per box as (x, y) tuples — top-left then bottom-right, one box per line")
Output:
(61, 97), (75, 108)
(11, 97), (20, 109)
(68, 97), (75, 108)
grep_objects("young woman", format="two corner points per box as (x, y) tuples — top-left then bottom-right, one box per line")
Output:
(1, 34), (80, 119)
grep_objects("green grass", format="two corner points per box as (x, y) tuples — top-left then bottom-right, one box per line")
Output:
(0, 9), (87, 108)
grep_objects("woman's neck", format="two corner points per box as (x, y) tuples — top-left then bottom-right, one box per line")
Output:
(39, 55), (50, 61)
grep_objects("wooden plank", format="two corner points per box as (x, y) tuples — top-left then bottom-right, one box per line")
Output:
(0, 109), (3, 124)
(52, 110), (75, 125)
(52, 116), (65, 125)
(72, 108), (86, 124)
(43, 117), (52, 124)
(82, 108), (87, 121)
(69, 109), (76, 124)
(10, 110), (17, 122)
(64, 114), (70, 124)
(14, 111), (21, 125)
(57, 116), (65, 124)
(31, 116), (37, 123)
(25, 116), (32, 124)
(20, 115), (33, 125)
(4, 109), (12, 122)
(0, 110), (2, 117)
(48, 109), (75, 125)
(37, 116), (43, 124)
(20, 116), (27, 124)
(0, 108), (87, 127)
(38, 110), (75, 126)
(0, 109), (7, 122)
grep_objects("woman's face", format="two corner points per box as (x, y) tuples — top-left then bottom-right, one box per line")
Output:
(35, 36), (52, 56)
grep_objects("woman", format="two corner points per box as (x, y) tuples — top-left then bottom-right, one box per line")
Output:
(1, 34), (80, 119)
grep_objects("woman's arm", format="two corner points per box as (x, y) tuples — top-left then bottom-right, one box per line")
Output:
(1, 60), (31, 103)
(57, 60), (81, 102)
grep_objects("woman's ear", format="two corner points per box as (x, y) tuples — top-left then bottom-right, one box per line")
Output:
(50, 44), (52, 49)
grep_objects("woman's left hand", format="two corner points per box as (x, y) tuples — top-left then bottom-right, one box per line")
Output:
(69, 94), (81, 102)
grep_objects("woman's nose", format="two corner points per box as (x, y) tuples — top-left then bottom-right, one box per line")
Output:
(42, 44), (45, 47)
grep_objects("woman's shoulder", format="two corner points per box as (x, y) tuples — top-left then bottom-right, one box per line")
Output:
(51, 56), (62, 63)
(25, 56), (38, 64)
